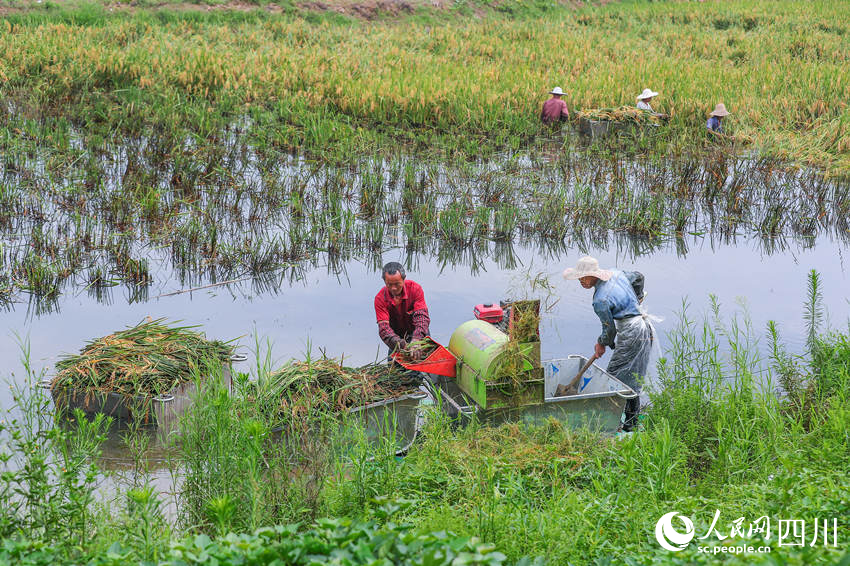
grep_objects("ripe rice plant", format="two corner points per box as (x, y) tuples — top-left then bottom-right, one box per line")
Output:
(1, 1), (849, 171)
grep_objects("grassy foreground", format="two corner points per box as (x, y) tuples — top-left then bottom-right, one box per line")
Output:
(1, 276), (849, 564)
(0, 0), (849, 170)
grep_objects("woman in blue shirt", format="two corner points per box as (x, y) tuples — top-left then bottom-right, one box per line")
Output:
(563, 256), (654, 432)
(707, 103), (730, 133)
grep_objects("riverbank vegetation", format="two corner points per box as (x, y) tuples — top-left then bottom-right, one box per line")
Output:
(2, 277), (848, 564)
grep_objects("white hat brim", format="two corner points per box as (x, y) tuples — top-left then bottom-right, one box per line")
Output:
(562, 267), (613, 281)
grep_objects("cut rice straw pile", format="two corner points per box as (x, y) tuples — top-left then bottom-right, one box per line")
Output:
(247, 359), (421, 421)
(53, 318), (235, 397)
(577, 106), (663, 125)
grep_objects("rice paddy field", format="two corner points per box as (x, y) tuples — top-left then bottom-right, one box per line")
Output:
(1, 1), (849, 564)
(0, 0), (849, 168)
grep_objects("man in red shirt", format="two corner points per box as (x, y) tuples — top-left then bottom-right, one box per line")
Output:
(541, 86), (570, 124)
(374, 262), (430, 356)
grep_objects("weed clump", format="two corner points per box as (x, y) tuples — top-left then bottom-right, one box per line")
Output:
(490, 300), (541, 404)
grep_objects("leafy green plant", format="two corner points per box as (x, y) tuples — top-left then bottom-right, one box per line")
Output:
(0, 346), (111, 550)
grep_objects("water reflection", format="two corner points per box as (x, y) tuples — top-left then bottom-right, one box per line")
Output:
(2, 134), (849, 313)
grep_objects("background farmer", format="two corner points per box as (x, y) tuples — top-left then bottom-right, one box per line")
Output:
(636, 88), (659, 111)
(636, 88), (669, 120)
(541, 87), (570, 124)
(707, 103), (730, 133)
(563, 256), (654, 432)
(374, 262), (430, 359)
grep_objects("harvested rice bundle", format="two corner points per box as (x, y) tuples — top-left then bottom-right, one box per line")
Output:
(394, 337), (439, 365)
(53, 318), (235, 397)
(246, 359), (421, 420)
(577, 106), (663, 125)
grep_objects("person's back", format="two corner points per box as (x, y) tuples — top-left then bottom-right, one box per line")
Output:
(592, 270), (642, 322)
(541, 87), (569, 124)
(707, 103), (729, 134)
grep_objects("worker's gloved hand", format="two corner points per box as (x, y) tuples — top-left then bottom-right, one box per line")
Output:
(394, 338), (408, 352)
(594, 342), (606, 358)
(409, 344), (425, 361)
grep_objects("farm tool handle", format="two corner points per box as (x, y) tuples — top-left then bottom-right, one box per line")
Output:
(565, 352), (599, 392)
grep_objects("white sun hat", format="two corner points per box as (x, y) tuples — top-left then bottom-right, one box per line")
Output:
(550, 87), (565, 95)
(710, 103), (730, 117)
(636, 88), (659, 101)
(562, 256), (613, 281)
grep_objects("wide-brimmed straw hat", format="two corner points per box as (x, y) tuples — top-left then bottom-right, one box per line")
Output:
(710, 103), (730, 117)
(562, 256), (612, 281)
(550, 87), (565, 95)
(636, 88), (659, 101)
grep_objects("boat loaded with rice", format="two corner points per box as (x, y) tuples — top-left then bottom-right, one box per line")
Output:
(48, 318), (237, 430)
(576, 106), (665, 138)
(240, 359), (427, 454)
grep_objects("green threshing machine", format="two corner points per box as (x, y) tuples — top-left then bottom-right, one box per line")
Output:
(395, 299), (637, 433)
(396, 300), (544, 411)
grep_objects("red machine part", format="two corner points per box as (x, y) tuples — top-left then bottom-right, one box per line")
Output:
(473, 303), (504, 324)
(391, 341), (457, 377)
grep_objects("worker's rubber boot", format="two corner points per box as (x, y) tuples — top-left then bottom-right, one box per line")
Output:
(622, 397), (640, 432)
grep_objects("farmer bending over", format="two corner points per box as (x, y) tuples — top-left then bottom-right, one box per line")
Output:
(541, 87), (570, 124)
(374, 262), (430, 359)
(563, 256), (654, 432)
(707, 103), (730, 134)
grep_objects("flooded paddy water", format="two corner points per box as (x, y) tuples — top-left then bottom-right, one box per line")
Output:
(2, 137), (850, 487)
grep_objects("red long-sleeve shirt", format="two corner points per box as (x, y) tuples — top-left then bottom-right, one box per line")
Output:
(374, 279), (429, 347)
(541, 97), (570, 124)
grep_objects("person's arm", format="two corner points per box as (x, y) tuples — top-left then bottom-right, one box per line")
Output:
(707, 118), (730, 138)
(411, 310), (430, 341)
(593, 298), (617, 350)
(375, 296), (405, 350)
(410, 285), (430, 341)
(378, 321), (406, 350)
(561, 100), (570, 121)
